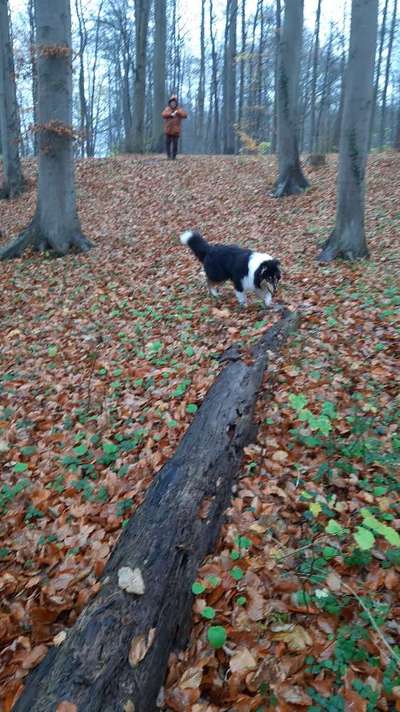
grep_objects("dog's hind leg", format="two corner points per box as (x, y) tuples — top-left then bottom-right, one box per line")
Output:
(235, 289), (247, 307)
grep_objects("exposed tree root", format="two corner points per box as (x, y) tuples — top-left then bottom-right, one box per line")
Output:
(0, 218), (93, 260)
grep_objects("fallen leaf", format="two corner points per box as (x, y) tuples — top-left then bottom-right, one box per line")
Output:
(229, 647), (257, 674)
(128, 628), (156, 667)
(118, 567), (145, 595)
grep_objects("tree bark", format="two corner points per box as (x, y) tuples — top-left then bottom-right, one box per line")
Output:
(369, 0), (389, 148)
(0, 0), (24, 198)
(0, 0), (91, 260)
(28, 0), (38, 156)
(223, 0), (238, 154)
(309, 0), (322, 153)
(319, 0), (378, 263)
(209, 0), (220, 153)
(13, 311), (298, 712)
(271, 0), (281, 153)
(273, 0), (309, 197)
(237, 0), (246, 141)
(152, 0), (166, 152)
(378, 0), (397, 150)
(196, 0), (206, 151)
(129, 0), (150, 153)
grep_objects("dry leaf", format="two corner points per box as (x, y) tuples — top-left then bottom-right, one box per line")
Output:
(179, 666), (203, 690)
(229, 647), (257, 674)
(22, 644), (48, 670)
(118, 567), (145, 595)
(128, 628), (156, 667)
(56, 703), (77, 712)
(123, 701), (135, 712)
(270, 623), (312, 651)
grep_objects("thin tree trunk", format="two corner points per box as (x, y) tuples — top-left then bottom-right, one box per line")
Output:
(129, 0), (150, 153)
(378, 0), (397, 149)
(271, 0), (281, 153)
(209, 0), (220, 153)
(314, 25), (333, 153)
(238, 0), (246, 138)
(28, 0), (38, 156)
(75, 0), (88, 158)
(309, 0), (322, 153)
(223, 0), (238, 154)
(369, 0), (389, 148)
(273, 0), (309, 197)
(0, 0), (24, 198)
(0, 0), (91, 259)
(332, 24), (346, 152)
(196, 0), (206, 151)
(152, 0), (166, 152)
(319, 0), (378, 262)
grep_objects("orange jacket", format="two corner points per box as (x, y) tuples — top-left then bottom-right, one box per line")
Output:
(161, 106), (188, 136)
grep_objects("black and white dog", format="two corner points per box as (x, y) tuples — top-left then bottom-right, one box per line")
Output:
(180, 230), (281, 307)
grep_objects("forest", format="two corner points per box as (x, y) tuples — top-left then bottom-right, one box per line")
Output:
(0, 0), (400, 711)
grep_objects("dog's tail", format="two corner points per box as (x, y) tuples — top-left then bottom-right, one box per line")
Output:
(180, 230), (209, 263)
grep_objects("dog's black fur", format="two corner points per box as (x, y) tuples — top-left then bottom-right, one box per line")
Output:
(180, 230), (281, 305)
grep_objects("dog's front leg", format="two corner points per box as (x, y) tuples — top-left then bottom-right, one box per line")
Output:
(206, 277), (219, 299)
(235, 290), (247, 307)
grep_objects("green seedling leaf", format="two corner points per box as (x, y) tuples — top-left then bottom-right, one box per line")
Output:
(288, 394), (308, 411)
(354, 527), (375, 551)
(325, 520), (344, 536)
(206, 575), (220, 587)
(201, 606), (216, 620)
(207, 626), (227, 649)
(186, 403), (198, 414)
(236, 596), (247, 606)
(309, 502), (322, 517)
(13, 462), (29, 473)
(48, 345), (58, 358)
(230, 566), (244, 581)
(230, 550), (240, 561)
(192, 581), (206, 595)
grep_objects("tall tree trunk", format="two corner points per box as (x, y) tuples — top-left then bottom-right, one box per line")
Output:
(369, 0), (389, 148)
(332, 25), (346, 152)
(209, 0), (220, 153)
(75, 0), (88, 159)
(0, 0), (91, 259)
(314, 25), (333, 153)
(129, 0), (150, 153)
(273, 0), (309, 197)
(319, 0), (378, 263)
(378, 0), (397, 149)
(271, 0), (281, 153)
(28, 0), (38, 156)
(152, 0), (166, 152)
(238, 0), (246, 137)
(309, 0), (322, 153)
(196, 0), (206, 151)
(0, 0), (24, 198)
(223, 0), (237, 154)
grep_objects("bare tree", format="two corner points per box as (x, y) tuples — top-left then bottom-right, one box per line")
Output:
(223, 0), (237, 154)
(0, 0), (91, 259)
(129, 0), (150, 152)
(319, 0), (378, 262)
(309, 0), (322, 153)
(378, 0), (397, 149)
(28, 0), (38, 155)
(237, 0), (247, 138)
(0, 0), (24, 198)
(209, 0), (220, 153)
(271, 0), (281, 153)
(196, 0), (206, 149)
(369, 0), (389, 147)
(273, 0), (309, 197)
(152, 0), (166, 152)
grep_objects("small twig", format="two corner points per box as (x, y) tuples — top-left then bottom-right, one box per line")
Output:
(343, 583), (400, 669)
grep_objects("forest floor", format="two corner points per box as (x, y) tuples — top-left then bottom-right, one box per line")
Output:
(0, 153), (399, 712)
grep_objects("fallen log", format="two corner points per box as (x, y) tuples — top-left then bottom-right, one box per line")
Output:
(14, 310), (298, 712)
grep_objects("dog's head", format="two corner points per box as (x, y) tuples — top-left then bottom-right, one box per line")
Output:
(255, 259), (281, 295)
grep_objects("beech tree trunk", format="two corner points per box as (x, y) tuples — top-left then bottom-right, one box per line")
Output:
(196, 0), (206, 150)
(271, 0), (281, 153)
(309, 0), (322, 153)
(378, 0), (397, 150)
(0, 0), (91, 260)
(152, 0), (166, 152)
(369, 0), (389, 148)
(13, 312), (298, 712)
(319, 0), (378, 263)
(273, 0), (309, 197)
(222, 0), (237, 154)
(0, 0), (24, 198)
(129, 0), (150, 153)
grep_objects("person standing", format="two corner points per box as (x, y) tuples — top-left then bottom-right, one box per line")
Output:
(161, 95), (188, 159)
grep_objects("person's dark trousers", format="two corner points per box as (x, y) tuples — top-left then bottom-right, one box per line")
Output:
(166, 134), (179, 159)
